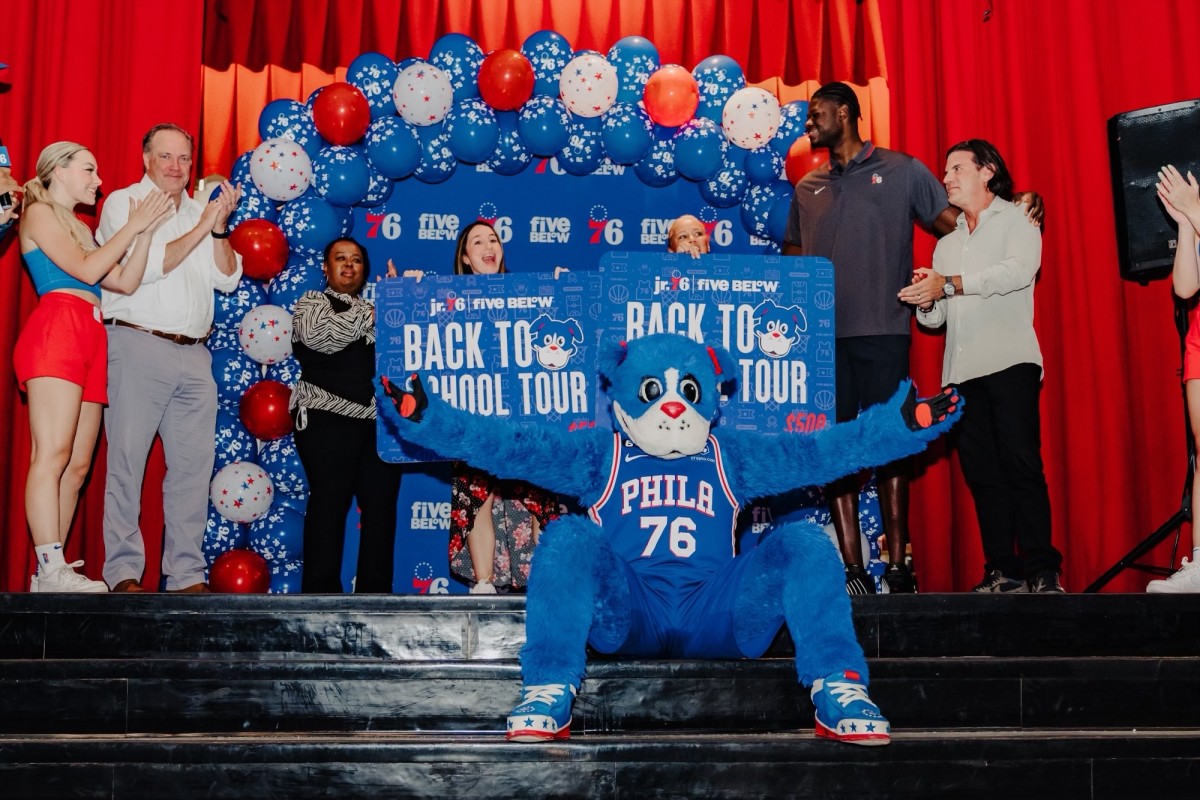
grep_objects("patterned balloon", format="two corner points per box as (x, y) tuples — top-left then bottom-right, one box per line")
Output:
(267, 253), (325, 311)
(485, 111), (533, 176)
(248, 505), (305, 564)
(634, 137), (678, 187)
(249, 138), (313, 202)
(770, 100), (810, 157)
(521, 29), (573, 97)
(265, 355), (302, 388)
(364, 116), (422, 179)
(428, 33), (484, 102)
(516, 96), (571, 156)
(693, 55), (746, 125)
(673, 117), (726, 180)
(444, 98), (500, 163)
(227, 179), (279, 229)
(210, 461), (275, 524)
(258, 434), (307, 498)
(413, 128), (457, 184)
(393, 61), (455, 126)
(347, 51), (401, 121)
(214, 278), (268, 330)
(700, 164), (749, 208)
(214, 408), (258, 471)
(740, 181), (790, 238)
(278, 195), (341, 254)
(722, 87), (782, 150)
(360, 166), (394, 208)
(556, 114), (604, 176)
(745, 146), (785, 185)
(203, 504), (247, 566)
(212, 347), (262, 409)
(259, 100), (325, 159)
(238, 304), (294, 365)
(607, 36), (661, 104)
(311, 146), (371, 207)
(599, 101), (653, 165)
(558, 54), (618, 118)
(268, 559), (304, 594)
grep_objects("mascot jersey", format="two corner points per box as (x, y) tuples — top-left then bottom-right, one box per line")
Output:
(588, 433), (739, 598)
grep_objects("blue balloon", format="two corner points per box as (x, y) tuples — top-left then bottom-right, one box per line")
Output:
(279, 195), (341, 253)
(600, 101), (653, 165)
(214, 408), (258, 471)
(517, 96), (570, 157)
(414, 130), (457, 184)
(306, 87), (324, 108)
(213, 278), (268, 330)
(700, 165), (749, 208)
(268, 559), (304, 593)
(347, 51), (400, 121)
(334, 204), (355, 236)
(259, 434), (307, 498)
(521, 30), (573, 97)
(444, 98), (500, 163)
(265, 355), (303, 388)
(722, 143), (750, 172)
(428, 33), (483, 102)
(485, 111), (533, 176)
(248, 505), (305, 563)
(767, 193), (792, 242)
(770, 100), (809, 157)
(228, 180), (278, 229)
(607, 36), (661, 104)
(740, 180), (791, 238)
(262, 100), (325, 159)
(745, 147), (785, 185)
(364, 116), (421, 179)
(267, 252), (325, 312)
(207, 327), (241, 353)
(258, 100), (299, 142)
(360, 167), (394, 208)
(673, 118), (725, 180)
(312, 146), (371, 207)
(692, 55), (746, 124)
(556, 114), (604, 176)
(212, 348), (261, 409)
(204, 505), (247, 565)
(634, 137), (678, 187)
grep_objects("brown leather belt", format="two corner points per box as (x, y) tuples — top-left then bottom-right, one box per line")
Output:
(105, 318), (209, 346)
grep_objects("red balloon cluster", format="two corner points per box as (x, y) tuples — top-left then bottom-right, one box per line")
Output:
(643, 65), (700, 127)
(229, 219), (289, 281)
(209, 549), (271, 593)
(478, 49), (535, 111)
(239, 379), (294, 441)
(786, 135), (828, 184)
(312, 81), (372, 145)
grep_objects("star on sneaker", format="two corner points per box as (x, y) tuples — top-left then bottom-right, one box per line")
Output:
(1147, 556), (1200, 594)
(506, 683), (577, 742)
(811, 669), (890, 746)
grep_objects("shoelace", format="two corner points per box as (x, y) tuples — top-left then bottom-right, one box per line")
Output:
(824, 679), (872, 708)
(520, 684), (569, 706)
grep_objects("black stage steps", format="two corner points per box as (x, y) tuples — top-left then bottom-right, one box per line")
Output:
(1, 594), (1198, 798)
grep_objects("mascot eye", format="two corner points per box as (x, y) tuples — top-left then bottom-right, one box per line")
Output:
(679, 375), (701, 403)
(638, 377), (663, 403)
(766, 320), (781, 333)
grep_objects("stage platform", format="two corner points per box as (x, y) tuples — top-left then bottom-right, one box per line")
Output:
(1, 593), (1197, 798)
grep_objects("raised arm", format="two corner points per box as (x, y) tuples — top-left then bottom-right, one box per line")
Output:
(1158, 165), (1200, 300)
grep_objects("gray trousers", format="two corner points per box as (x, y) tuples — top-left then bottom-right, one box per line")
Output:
(102, 325), (216, 590)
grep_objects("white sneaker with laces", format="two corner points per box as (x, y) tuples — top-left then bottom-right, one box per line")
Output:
(1146, 557), (1200, 594)
(470, 580), (498, 595)
(31, 561), (108, 593)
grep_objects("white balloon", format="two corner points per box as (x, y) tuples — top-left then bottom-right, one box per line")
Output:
(238, 304), (294, 365)
(721, 87), (782, 150)
(249, 138), (313, 202)
(558, 54), (618, 118)
(210, 461), (275, 524)
(393, 61), (455, 126)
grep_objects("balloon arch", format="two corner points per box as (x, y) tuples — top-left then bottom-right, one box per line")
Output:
(205, 31), (831, 592)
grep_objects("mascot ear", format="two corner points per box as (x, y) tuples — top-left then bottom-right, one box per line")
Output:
(530, 314), (551, 334)
(598, 339), (629, 387)
(706, 343), (738, 396)
(565, 318), (583, 345)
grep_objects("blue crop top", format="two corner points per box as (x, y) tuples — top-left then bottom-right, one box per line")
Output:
(23, 248), (101, 298)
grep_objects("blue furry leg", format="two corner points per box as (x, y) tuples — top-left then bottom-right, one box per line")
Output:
(520, 516), (631, 687)
(732, 522), (869, 686)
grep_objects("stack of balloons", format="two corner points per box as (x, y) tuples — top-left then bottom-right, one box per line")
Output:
(205, 30), (830, 591)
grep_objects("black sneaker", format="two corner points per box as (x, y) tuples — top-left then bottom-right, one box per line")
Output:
(845, 565), (877, 595)
(884, 562), (917, 594)
(971, 569), (1025, 593)
(1026, 571), (1066, 593)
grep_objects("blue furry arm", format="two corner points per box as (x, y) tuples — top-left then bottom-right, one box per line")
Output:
(716, 381), (959, 502)
(376, 374), (614, 504)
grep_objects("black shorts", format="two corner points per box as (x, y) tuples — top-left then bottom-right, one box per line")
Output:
(835, 335), (910, 422)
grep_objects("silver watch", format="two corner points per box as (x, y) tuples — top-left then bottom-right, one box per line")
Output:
(943, 277), (956, 298)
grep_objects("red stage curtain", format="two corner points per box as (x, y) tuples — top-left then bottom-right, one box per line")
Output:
(0, 0), (203, 592)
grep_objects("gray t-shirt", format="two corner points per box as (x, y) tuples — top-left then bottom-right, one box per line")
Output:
(784, 142), (948, 338)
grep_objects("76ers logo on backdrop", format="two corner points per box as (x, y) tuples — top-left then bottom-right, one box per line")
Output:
(477, 203), (513, 243)
(587, 204), (624, 246)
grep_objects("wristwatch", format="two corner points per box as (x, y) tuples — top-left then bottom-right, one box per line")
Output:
(943, 276), (956, 298)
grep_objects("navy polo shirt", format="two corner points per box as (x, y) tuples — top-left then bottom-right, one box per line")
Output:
(784, 142), (948, 339)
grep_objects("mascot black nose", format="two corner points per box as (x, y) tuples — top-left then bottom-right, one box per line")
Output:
(661, 401), (685, 419)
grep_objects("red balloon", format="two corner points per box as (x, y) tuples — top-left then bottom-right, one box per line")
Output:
(312, 82), (371, 145)
(642, 65), (700, 127)
(785, 135), (828, 184)
(239, 379), (294, 441)
(230, 219), (288, 281)
(209, 549), (271, 593)
(478, 49), (535, 111)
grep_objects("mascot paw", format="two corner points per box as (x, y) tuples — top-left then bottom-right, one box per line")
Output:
(380, 373), (428, 423)
(901, 385), (959, 431)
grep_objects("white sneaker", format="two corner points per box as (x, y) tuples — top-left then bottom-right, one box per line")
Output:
(1147, 557), (1200, 593)
(470, 580), (498, 595)
(31, 561), (109, 593)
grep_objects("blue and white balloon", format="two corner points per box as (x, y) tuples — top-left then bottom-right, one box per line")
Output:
(364, 116), (421, 179)
(269, 559), (304, 594)
(260, 101), (325, 159)
(212, 348), (261, 408)
(279, 195), (340, 254)
(556, 114), (604, 176)
(745, 146), (785, 185)
(700, 164), (749, 208)
(312, 146), (371, 207)
(444, 98), (500, 163)
(413, 128), (457, 184)
(265, 355), (303, 388)
(203, 505), (247, 565)
(607, 36), (660, 104)
(347, 51), (401, 121)
(634, 137), (677, 187)
(693, 55), (746, 125)
(214, 278), (268, 330)
(521, 29), (573, 97)
(600, 101), (653, 165)
(258, 435), (307, 498)
(214, 408), (258, 471)
(673, 117), (725, 180)
(267, 253), (325, 311)
(485, 111), (533, 176)
(247, 505), (304, 562)
(428, 33), (484, 102)
(517, 96), (571, 156)
(771, 100), (810, 157)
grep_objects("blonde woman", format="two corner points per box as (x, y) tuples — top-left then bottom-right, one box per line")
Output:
(15, 142), (172, 592)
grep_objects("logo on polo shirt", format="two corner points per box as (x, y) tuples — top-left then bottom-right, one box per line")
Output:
(871, 173), (883, 185)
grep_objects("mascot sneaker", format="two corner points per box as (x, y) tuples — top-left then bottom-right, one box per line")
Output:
(811, 669), (890, 746)
(506, 683), (577, 742)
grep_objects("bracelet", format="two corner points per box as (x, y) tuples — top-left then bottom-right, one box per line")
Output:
(211, 229), (231, 239)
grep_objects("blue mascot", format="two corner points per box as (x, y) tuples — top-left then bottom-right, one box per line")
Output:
(379, 333), (959, 747)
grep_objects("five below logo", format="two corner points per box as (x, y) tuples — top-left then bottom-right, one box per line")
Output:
(586, 204), (624, 246)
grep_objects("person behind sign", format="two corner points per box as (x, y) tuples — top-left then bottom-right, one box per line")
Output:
(667, 214), (711, 258)
(291, 236), (404, 593)
(15, 141), (173, 592)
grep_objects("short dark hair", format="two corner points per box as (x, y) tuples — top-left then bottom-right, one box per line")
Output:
(141, 123), (194, 155)
(946, 139), (1014, 201)
(321, 237), (371, 294)
(811, 82), (862, 121)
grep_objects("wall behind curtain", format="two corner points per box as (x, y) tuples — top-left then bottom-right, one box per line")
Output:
(0, 0), (203, 592)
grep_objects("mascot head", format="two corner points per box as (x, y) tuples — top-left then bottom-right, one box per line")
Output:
(530, 314), (584, 371)
(598, 334), (736, 459)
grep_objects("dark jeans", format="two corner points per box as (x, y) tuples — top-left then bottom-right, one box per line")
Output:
(295, 409), (403, 593)
(953, 363), (1061, 578)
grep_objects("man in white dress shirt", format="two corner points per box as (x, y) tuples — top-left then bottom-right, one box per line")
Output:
(97, 124), (243, 592)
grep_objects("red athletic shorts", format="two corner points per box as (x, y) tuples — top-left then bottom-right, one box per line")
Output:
(13, 291), (109, 404)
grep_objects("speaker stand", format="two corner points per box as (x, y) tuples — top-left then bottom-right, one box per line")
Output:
(1084, 296), (1194, 592)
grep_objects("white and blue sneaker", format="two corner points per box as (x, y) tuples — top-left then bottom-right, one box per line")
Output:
(811, 669), (891, 746)
(506, 683), (577, 742)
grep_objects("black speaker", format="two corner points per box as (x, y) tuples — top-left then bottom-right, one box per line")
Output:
(1108, 98), (1200, 282)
